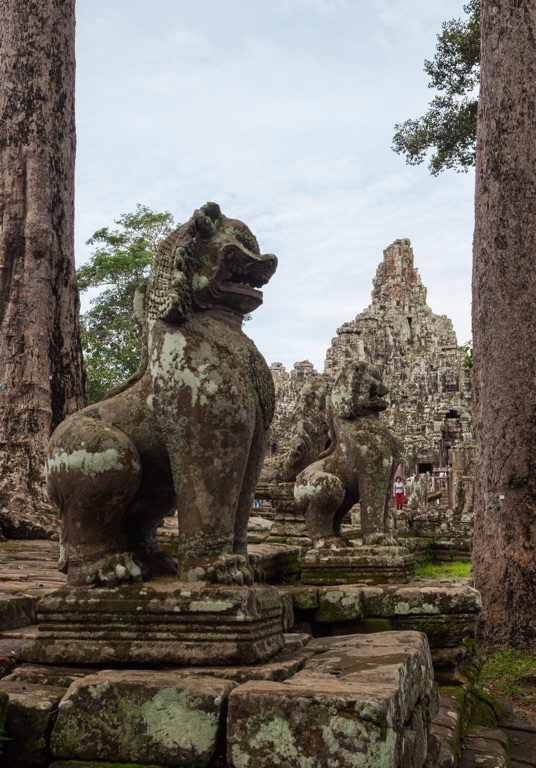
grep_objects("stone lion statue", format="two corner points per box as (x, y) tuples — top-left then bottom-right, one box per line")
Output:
(46, 203), (277, 587)
(294, 362), (400, 547)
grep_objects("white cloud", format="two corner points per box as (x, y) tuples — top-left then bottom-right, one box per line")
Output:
(75, 0), (474, 371)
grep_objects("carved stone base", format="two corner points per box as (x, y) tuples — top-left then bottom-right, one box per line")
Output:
(21, 581), (285, 667)
(300, 545), (415, 585)
(263, 482), (312, 550)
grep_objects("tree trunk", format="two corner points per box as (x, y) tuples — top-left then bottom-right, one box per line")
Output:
(0, 0), (86, 537)
(472, 0), (536, 645)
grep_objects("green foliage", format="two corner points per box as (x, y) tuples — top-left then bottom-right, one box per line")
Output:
(503, 471), (528, 489)
(392, 0), (480, 175)
(78, 205), (176, 403)
(462, 339), (473, 369)
(480, 646), (536, 723)
(414, 560), (472, 579)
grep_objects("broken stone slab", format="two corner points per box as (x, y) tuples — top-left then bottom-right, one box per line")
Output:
(300, 545), (415, 586)
(0, 678), (67, 768)
(13, 633), (311, 689)
(50, 670), (235, 767)
(21, 581), (285, 666)
(227, 630), (438, 768)
(5, 662), (98, 687)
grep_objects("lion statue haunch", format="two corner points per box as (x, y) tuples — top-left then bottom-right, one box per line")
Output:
(294, 362), (401, 547)
(46, 203), (277, 587)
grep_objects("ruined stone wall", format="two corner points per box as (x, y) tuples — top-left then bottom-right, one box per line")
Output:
(267, 361), (320, 456)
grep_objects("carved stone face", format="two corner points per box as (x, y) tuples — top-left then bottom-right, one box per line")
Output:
(191, 218), (277, 317)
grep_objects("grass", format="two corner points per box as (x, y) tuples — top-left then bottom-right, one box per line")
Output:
(414, 560), (472, 579)
(479, 646), (536, 724)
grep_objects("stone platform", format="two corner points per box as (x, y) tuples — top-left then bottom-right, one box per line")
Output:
(300, 544), (415, 585)
(1, 630), (438, 768)
(22, 580), (285, 667)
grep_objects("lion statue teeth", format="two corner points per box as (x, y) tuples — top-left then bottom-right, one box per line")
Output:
(46, 203), (278, 588)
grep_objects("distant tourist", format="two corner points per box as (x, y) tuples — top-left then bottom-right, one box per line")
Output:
(393, 476), (406, 510)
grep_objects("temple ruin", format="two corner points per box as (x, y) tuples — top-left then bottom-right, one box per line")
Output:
(268, 239), (475, 532)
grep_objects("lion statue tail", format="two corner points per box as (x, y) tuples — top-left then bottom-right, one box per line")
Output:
(101, 284), (149, 401)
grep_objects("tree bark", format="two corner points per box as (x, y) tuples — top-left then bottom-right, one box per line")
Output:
(0, 0), (86, 537)
(472, 0), (536, 645)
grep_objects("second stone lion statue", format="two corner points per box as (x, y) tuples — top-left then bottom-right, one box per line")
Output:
(294, 361), (400, 547)
(46, 203), (277, 587)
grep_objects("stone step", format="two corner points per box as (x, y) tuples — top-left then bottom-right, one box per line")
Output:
(458, 727), (509, 767)
(429, 688), (467, 767)
(500, 716), (536, 767)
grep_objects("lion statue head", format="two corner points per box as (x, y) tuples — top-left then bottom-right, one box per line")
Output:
(330, 362), (390, 420)
(146, 202), (277, 324)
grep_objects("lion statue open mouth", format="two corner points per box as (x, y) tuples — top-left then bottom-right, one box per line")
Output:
(46, 203), (278, 587)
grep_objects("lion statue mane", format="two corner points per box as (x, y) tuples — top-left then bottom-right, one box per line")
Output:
(46, 202), (277, 587)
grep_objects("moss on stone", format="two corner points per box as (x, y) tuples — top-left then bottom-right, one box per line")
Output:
(470, 687), (503, 728)
(357, 617), (393, 633)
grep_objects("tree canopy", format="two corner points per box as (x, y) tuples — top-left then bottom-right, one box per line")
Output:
(392, 0), (480, 175)
(78, 205), (176, 403)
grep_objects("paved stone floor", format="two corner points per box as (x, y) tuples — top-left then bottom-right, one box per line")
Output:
(0, 537), (534, 768)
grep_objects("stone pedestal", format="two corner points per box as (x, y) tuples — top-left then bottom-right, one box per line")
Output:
(300, 545), (415, 585)
(263, 482), (312, 549)
(21, 581), (285, 667)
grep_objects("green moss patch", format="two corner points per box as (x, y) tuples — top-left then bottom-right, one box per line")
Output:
(414, 561), (471, 579)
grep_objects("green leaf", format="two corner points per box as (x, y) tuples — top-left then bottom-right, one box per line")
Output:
(392, 0), (480, 175)
(77, 205), (176, 403)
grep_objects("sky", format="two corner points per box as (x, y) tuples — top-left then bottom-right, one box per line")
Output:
(75, 0), (475, 372)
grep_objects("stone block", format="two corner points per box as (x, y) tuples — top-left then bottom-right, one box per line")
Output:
(278, 589), (294, 631)
(283, 585), (320, 610)
(50, 671), (236, 767)
(227, 630), (437, 768)
(429, 687), (467, 768)
(458, 727), (509, 768)
(301, 546), (415, 586)
(0, 593), (36, 630)
(315, 586), (365, 622)
(361, 580), (482, 617)
(0, 679), (66, 767)
(361, 580), (481, 648)
(249, 543), (301, 583)
(22, 581), (285, 666)
(392, 614), (476, 648)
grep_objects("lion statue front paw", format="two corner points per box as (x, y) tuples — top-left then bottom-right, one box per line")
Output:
(69, 553), (146, 588)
